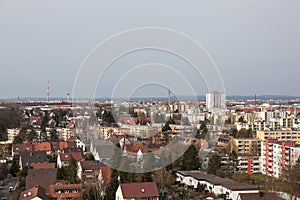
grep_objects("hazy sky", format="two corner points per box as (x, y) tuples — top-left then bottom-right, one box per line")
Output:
(1, 1), (300, 99)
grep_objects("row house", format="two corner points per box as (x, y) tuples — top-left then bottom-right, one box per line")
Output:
(260, 139), (300, 180)
(176, 171), (259, 200)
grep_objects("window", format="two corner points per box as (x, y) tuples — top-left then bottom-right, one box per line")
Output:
(72, 189), (78, 193)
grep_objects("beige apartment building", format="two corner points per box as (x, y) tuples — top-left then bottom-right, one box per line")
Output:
(257, 130), (300, 144)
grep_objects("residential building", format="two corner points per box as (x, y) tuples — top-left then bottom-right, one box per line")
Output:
(26, 168), (57, 195)
(257, 130), (300, 144)
(32, 162), (56, 169)
(230, 138), (261, 156)
(19, 185), (48, 200)
(260, 139), (300, 179)
(90, 139), (115, 163)
(237, 192), (277, 200)
(67, 137), (86, 151)
(100, 126), (122, 139)
(57, 152), (83, 168)
(77, 160), (102, 180)
(19, 151), (47, 169)
(32, 142), (52, 154)
(7, 128), (20, 143)
(116, 182), (159, 200)
(176, 171), (259, 200)
(206, 91), (226, 111)
(98, 166), (111, 185)
(49, 183), (82, 199)
(12, 143), (33, 157)
(237, 156), (260, 174)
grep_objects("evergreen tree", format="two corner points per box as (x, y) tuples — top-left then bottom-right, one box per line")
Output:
(207, 154), (221, 174)
(9, 158), (19, 176)
(105, 169), (119, 200)
(28, 129), (37, 142)
(162, 121), (172, 132)
(182, 145), (200, 170)
(67, 156), (79, 183)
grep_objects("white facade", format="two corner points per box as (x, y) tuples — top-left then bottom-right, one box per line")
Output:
(206, 92), (226, 111)
(7, 128), (20, 143)
(176, 171), (259, 200)
(260, 139), (300, 179)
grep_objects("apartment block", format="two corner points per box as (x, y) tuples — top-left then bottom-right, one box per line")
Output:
(7, 128), (20, 143)
(257, 130), (300, 144)
(230, 138), (261, 156)
(260, 139), (300, 180)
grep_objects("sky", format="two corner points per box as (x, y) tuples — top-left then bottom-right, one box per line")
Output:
(1, 0), (300, 99)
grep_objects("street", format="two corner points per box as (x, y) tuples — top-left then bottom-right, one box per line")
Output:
(0, 177), (18, 200)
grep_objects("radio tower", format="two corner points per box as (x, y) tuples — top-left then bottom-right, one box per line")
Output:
(47, 80), (50, 102)
(168, 89), (171, 112)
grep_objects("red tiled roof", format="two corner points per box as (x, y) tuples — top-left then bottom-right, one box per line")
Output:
(19, 185), (48, 200)
(13, 143), (33, 153)
(79, 161), (101, 170)
(49, 184), (82, 199)
(59, 142), (68, 150)
(100, 166), (111, 184)
(120, 182), (159, 198)
(59, 152), (83, 161)
(32, 163), (56, 169)
(125, 144), (161, 155)
(26, 169), (57, 194)
(32, 142), (51, 151)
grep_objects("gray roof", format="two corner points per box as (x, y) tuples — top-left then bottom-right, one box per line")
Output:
(20, 151), (47, 168)
(177, 171), (258, 191)
(93, 139), (115, 159)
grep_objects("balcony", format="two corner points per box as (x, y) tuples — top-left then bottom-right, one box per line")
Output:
(268, 159), (273, 162)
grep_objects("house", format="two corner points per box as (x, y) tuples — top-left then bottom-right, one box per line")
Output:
(49, 183), (83, 199)
(57, 152), (83, 168)
(26, 168), (57, 195)
(50, 141), (68, 153)
(32, 142), (52, 154)
(90, 139), (115, 163)
(98, 166), (111, 185)
(32, 162), (56, 169)
(19, 185), (48, 200)
(77, 160), (102, 180)
(238, 192), (277, 200)
(116, 182), (159, 200)
(19, 151), (47, 169)
(68, 137), (86, 151)
(176, 171), (259, 200)
(12, 143), (33, 157)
